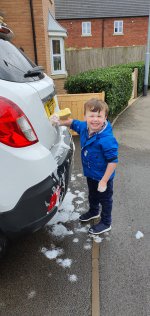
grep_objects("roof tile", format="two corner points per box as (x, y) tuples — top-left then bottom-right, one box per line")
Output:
(55, 0), (150, 19)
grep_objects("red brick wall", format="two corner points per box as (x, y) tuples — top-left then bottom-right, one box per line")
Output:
(32, 0), (55, 74)
(104, 17), (148, 47)
(1, 0), (35, 60)
(59, 19), (103, 48)
(58, 16), (148, 48)
(53, 78), (67, 94)
(0, 0), (54, 74)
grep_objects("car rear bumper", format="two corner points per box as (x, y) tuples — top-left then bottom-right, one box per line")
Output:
(0, 137), (73, 238)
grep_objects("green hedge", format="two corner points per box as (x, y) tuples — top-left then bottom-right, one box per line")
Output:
(110, 61), (145, 95)
(64, 67), (133, 117)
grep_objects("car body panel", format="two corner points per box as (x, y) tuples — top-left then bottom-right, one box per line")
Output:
(0, 36), (74, 239)
(0, 78), (59, 149)
(0, 136), (73, 237)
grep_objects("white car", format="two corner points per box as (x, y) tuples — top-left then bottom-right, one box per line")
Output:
(0, 24), (74, 256)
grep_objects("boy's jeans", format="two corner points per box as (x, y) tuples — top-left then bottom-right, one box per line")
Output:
(87, 177), (113, 226)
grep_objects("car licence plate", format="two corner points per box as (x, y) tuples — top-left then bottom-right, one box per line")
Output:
(44, 98), (56, 118)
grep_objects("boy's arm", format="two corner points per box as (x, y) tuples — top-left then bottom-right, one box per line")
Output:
(98, 133), (118, 192)
(59, 118), (73, 127)
(50, 114), (83, 135)
(98, 162), (117, 192)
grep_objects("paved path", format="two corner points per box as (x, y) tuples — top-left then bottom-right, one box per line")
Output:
(0, 94), (150, 316)
(99, 94), (150, 316)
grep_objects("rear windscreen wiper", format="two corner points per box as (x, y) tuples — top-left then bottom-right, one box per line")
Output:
(24, 66), (44, 78)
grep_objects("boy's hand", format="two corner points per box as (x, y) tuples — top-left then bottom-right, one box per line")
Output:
(98, 179), (107, 192)
(49, 114), (60, 126)
(50, 113), (73, 127)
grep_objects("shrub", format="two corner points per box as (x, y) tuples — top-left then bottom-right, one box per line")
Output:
(64, 67), (133, 117)
(111, 61), (145, 95)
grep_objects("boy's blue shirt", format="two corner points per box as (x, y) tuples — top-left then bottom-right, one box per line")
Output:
(70, 119), (119, 181)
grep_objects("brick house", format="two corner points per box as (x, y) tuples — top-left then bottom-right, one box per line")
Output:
(55, 0), (150, 49)
(0, 0), (67, 93)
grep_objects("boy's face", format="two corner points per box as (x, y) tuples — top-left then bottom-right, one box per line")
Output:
(85, 109), (107, 133)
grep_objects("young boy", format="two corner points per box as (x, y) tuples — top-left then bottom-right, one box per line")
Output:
(51, 98), (118, 235)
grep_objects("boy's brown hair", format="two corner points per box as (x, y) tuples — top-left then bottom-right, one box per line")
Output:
(84, 98), (109, 116)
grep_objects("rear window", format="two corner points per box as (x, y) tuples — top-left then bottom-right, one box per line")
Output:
(0, 39), (44, 82)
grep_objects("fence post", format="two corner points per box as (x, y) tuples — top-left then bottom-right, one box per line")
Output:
(132, 68), (138, 99)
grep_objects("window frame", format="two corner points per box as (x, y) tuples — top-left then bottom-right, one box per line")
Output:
(50, 37), (66, 75)
(82, 21), (91, 36)
(114, 20), (123, 35)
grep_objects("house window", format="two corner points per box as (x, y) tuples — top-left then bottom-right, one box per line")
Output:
(114, 21), (123, 34)
(50, 38), (65, 74)
(82, 22), (91, 36)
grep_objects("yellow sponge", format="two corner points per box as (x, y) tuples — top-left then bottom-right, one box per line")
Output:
(57, 108), (71, 120)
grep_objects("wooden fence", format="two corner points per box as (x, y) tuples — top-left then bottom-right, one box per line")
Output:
(58, 92), (105, 135)
(65, 45), (146, 75)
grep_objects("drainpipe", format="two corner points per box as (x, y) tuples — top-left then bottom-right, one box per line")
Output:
(29, 0), (38, 65)
(101, 18), (104, 47)
(143, 12), (150, 96)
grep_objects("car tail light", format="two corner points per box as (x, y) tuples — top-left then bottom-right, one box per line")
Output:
(0, 97), (38, 147)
